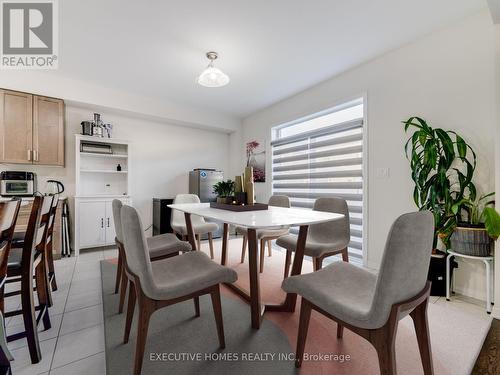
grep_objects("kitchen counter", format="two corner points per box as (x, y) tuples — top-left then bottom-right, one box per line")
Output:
(0, 196), (68, 202)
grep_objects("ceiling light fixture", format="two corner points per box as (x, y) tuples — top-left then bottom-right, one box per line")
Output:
(197, 51), (230, 88)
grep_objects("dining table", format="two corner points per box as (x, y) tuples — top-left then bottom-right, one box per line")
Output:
(168, 202), (344, 329)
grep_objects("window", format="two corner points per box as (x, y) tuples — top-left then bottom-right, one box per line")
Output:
(271, 98), (364, 263)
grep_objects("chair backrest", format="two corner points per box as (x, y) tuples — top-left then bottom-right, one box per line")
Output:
(369, 211), (434, 328)
(46, 194), (59, 244)
(309, 197), (350, 247)
(120, 204), (156, 297)
(112, 199), (124, 244)
(0, 199), (21, 281)
(171, 194), (206, 228)
(268, 195), (290, 208)
(20, 195), (52, 268)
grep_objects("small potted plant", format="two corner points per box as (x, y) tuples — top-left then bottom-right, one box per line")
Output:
(213, 180), (235, 204)
(450, 193), (500, 256)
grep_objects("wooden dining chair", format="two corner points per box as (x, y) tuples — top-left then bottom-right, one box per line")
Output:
(277, 197), (350, 277)
(112, 200), (191, 313)
(0, 199), (21, 374)
(4, 195), (53, 364)
(237, 195), (290, 273)
(171, 194), (218, 258)
(282, 211), (435, 375)
(120, 204), (237, 375)
(45, 195), (59, 291)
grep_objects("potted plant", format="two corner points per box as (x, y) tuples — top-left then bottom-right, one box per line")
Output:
(450, 193), (500, 256)
(213, 180), (235, 204)
(403, 117), (476, 249)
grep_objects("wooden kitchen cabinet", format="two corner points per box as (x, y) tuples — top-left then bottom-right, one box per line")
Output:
(0, 89), (33, 163)
(0, 88), (64, 166)
(33, 95), (65, 166)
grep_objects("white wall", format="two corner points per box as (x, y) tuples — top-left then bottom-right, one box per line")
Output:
(493, 23), (500, 318)
(0, 104), (231, 235)
(237, 10), (496, 300)
(0, 71), (241, 133)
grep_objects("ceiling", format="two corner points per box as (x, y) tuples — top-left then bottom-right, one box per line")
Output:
(58, 0), (486, 118)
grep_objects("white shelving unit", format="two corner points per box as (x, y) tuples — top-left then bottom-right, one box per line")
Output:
(74, 135), (131, 256)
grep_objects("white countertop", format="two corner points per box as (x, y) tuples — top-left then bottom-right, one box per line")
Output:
(168, 203), (344, 229)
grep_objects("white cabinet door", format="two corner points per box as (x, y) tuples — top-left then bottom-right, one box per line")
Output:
(105, 201), (116, 245)
(79, 201), (106, 248)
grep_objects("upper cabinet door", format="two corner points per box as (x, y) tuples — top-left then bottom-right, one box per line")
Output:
(0, 89), (33, 164)
(33, 95), (64, 166)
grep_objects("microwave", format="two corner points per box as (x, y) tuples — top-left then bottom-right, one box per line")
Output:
(0, 171), (36, 197)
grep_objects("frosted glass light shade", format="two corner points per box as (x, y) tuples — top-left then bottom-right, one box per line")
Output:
(197, 66), (230, 87)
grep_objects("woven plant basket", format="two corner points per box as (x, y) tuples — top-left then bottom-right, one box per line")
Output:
(450, 226), (493, 257)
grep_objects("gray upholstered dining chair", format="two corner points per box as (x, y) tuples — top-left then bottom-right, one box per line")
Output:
(277, 197), (350, 277)
(282, 211), (434, 375)
(120, 204), (237, 375)
(237, 195), (290, 273)
(171, 194), (219, 259)
(112, 199), (191, 313)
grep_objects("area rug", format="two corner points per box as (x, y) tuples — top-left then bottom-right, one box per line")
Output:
(102, 237), (492, 375)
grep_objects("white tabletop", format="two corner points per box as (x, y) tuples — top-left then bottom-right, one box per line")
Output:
(168, 203), (344, 229)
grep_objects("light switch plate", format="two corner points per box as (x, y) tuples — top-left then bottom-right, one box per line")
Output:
(376, 167), (390, 179)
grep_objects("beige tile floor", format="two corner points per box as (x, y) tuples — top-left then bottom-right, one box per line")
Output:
(4, 247), (114, 375)
(2, 239), (493, 375)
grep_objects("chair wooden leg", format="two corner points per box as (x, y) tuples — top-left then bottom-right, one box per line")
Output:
(267, 240), (272, 257)
(115, 252), (123, 294)
(210, 285), (226, 349)
(47, 243), (58, 291)
(259, 239), (265, 273)
(370, 325), (397, 375)
(133, 292), (154, 375)
(410, 299), (433, 375)
(313, 257), (323, 271)
(208, 232), (214, 259)
(123, 280), (136, 344)
(240, 235), (247, 263)
(284, 250), (292, 279)
(194, 297), (200, 317)
(337, 324), (344, 338)
(20, 270), (42, 364)
(118, 270), (128, 314)
(342, 247), (349, 262)
(34, 261), (51, 330)
(196, 235), (201, 252)
(295, 298), (312, 368)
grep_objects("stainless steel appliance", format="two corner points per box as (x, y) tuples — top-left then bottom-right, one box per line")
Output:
(189, 169), (223, 238)
(0, 171), (36, 197)
(189, 169), (223, 202)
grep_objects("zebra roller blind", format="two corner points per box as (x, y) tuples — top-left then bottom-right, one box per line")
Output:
(271, 108), (364, 262)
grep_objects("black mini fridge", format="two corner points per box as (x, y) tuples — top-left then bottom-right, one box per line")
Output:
(152, 198), (174, 235)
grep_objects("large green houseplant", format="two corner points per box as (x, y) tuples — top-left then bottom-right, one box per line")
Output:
(403, 117), (477, 248)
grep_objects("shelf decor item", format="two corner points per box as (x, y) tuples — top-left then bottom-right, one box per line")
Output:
(213, 180), (235, 204)
(450, 193), (500, 256)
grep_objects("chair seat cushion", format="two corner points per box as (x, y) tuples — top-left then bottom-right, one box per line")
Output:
(146, 233), (191, 259)
(276, 234), (347, 258)
(282, 261), (379, 329)
(235, 226), (289, 239)
(171, 222), (219, 236)
(149, 251), (237, 300)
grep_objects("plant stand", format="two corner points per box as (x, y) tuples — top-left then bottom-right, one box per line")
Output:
(446, 250), (495, 314)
